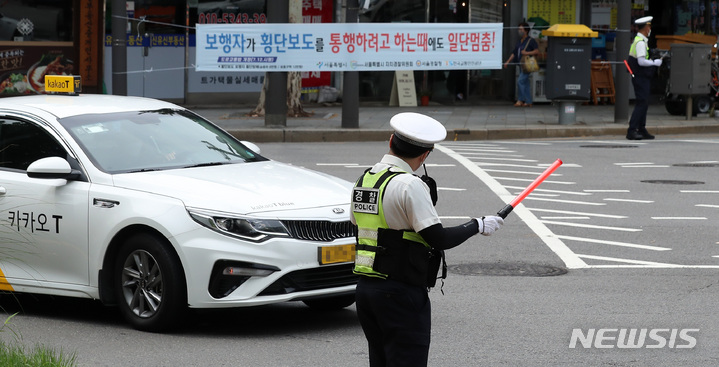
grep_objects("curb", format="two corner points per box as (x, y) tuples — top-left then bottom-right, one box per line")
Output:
(227, 124), (719, 143)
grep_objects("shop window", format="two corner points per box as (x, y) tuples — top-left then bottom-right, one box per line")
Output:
(0, 0), (73, 42)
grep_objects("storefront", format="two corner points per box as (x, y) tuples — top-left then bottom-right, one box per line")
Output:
(0, 1), (102, 96)
(102, 0), (333, 104)
(2, 1), (716, 104)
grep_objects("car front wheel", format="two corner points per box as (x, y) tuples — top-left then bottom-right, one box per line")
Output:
(114, 233), (187, 332)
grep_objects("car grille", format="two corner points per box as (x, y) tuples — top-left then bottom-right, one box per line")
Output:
(282, 220), (356, 242)
(258, 263), (358, 296)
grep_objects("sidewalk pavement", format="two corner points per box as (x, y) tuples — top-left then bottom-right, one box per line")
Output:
(187, 101), (719, 143)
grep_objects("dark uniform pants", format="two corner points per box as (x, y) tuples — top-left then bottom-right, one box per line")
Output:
(356, 276), (431, 367)
(628, 67), (651, 132)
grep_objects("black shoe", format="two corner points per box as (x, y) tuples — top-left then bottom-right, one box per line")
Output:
(639, 130), (655, 140)
(626, 130), (643, 140)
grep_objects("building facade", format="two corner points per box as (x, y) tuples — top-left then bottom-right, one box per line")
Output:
(0, 1), (711, 105)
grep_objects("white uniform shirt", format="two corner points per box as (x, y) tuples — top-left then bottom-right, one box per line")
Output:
(635, 33), (648, 60)
(350, 154), (441, 232)
(634, 33), (655, 67)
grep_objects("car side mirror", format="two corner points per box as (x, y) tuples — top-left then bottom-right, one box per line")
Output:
(27, 157), (82, 180)
(241, 141), (261, 155)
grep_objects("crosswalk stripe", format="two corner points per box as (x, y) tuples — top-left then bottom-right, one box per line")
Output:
(557, 235), (670, 251)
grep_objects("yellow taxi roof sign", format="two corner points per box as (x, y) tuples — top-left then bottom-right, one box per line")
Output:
(45, 75), (81, 95)
(541, 24), (598, 38)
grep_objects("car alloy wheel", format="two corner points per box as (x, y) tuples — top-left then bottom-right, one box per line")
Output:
(121, 249), (163, 318)
(115, 232), (186, 332)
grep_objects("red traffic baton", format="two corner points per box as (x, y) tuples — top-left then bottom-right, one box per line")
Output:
(623, 60), (635, 78)
(497, 159), (563, 219)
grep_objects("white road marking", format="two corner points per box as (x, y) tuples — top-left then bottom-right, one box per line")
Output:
(618, 165), (671, 168)
(527, 208), (628, 218)
(436, 144), (587, 269)
(494, 141), (552, 145)
(651, 217), (707, 220)
(494, 177), (576, 185)
(451, 148), (516, 153)
(441, 144), (500, 148)
(578, 254), (719, 268)
(317, 163), (358, 166)
(538, 163), (582, 168)
(557, 235), (670, 251)
(425, 164), (456, 167)
(504, 186), (592, 196)
(615, 162), (670, 168)
(696, 204), (719, 208)
(603, 198), (654, 203)
(438, 187), (466, 191)
(584, 189), (630, 193)
(473, 162), (558, 170)
(518, 193), (560, 198)
(466, 157), (538, 162)
(581, 140), (646, 145)
(681, 190), (719, 193)
(675, 140), (719, 144)
(540, 220), (642, 232)
(523, 197), (606, 206)
(454, 152), (525, 157)
(541, 216), (591, 220)
(482, 169), (563, 176)
(439, 216), (472, 220)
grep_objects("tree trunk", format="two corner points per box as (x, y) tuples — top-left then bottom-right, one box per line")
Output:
(247, 0), (311, 118)
(287, 71), (311, 117)
(247, 77), (267, 117)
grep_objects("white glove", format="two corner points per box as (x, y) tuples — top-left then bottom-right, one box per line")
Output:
(653, 59), (663, 67)
(475, 216), (504, 236)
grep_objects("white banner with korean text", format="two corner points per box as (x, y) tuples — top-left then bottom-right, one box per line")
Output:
(196, 23), (502, 72)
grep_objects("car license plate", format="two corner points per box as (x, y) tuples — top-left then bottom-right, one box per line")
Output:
(318, 244), (356, 265)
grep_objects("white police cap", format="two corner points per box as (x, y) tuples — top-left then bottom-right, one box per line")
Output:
(390, 112), (447, 148)
(635, 16), (653, 25)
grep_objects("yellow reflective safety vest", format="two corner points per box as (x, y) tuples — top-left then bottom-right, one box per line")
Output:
(352, 168), (431, 280)
(627, 34), (654, 79)
(628, 35), (648, 59)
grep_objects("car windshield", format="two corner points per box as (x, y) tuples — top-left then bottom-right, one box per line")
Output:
(60, 108), (265, 173)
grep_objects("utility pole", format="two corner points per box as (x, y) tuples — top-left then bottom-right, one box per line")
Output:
(266, 0), (289, 126)
(341, 0), (359, 128)
(111, 0), (127, 95)
(614, 1), (631, 124)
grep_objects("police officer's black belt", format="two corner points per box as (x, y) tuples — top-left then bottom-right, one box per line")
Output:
(357, 244), (384, 253)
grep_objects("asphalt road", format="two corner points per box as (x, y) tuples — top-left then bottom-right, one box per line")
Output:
(2, 135), (718, 366)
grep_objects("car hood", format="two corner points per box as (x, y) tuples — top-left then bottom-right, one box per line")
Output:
(111, 161), (353, 216)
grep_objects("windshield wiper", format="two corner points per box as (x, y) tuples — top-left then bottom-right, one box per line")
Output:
(183, 162), (229, 168)
(126, 168), (162, 173)
(202, 140), (245, 159)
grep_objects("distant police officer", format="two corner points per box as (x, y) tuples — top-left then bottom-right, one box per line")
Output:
(351, 112), (504, 367)
(627, 16), (662, 140)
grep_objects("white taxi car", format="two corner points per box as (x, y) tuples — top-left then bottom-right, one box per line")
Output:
(0, 92), (358, 331)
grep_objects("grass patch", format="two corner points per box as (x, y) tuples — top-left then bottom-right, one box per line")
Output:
(0, 313), (77, 367)
(0, 341), (77, 367)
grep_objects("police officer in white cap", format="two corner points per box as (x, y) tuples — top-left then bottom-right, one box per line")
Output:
(351, 112), (504, 367)
(627, 16), (662, 140)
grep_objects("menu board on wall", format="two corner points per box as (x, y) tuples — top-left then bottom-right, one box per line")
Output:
(0, 46), (75, 96)
(527, 0), (576, 25)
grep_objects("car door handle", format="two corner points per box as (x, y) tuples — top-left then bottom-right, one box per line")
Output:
(0, 187), (5, 195)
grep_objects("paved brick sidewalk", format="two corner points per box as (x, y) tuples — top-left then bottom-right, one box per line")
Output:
(187, 101), (719, 142)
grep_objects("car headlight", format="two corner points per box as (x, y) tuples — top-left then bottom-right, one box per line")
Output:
(188, 209), (289, 242)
